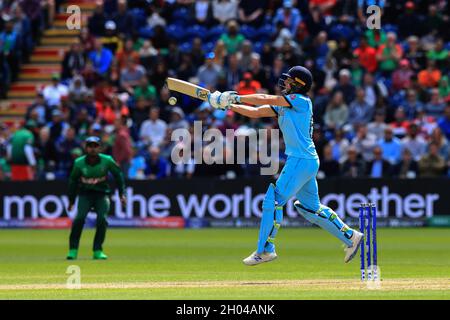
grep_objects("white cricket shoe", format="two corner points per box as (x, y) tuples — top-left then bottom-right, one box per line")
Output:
(243, 251), (278, 266)
(344, 230), (364, 263)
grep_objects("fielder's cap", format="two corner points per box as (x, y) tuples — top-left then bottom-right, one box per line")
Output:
(105, 20), (117, 30)
(205, 52), (215, 59)
(171, 106), (185, 118)
(85, 136), (101, 145)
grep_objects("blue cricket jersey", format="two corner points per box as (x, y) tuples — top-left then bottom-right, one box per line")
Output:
(271, 94), (318, 159)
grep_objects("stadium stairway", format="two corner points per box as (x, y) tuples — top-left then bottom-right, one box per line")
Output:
(0, 0), (95, 127)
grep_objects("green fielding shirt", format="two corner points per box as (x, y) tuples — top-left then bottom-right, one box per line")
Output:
(68, 154), (126, 204)
(10, 128), (34, 165)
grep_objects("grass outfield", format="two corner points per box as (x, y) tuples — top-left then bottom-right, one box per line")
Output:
(0, 228), (449, 299)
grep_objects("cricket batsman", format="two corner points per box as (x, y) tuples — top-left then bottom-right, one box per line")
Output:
(66, 136), (126, 260)
(208, 66), (364, 265)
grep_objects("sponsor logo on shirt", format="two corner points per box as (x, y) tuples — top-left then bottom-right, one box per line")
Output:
(81, 176), (107, 185)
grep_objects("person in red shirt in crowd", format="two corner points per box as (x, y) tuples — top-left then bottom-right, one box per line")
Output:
(390, 107), (411, 139)
(295, 22), (309, 44)
(97, 95), (129, 125)
(392, 59), (414, 91)
(236, 72), (262, 95)
(80, 60), (101, 88)
(418, 59), (442, 89)
(353, 36), (377, 73)
(94, 78), (116, 103)
(78, 27), (96, 54)
(112, 116), (133, 173)
(116, 38), (140, 71)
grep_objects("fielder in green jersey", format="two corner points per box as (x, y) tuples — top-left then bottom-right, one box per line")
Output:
(66, 136), (126, 260)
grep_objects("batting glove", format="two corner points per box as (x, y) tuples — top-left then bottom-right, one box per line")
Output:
(208, 91), (230, 110)
(221, 91), (240, 104)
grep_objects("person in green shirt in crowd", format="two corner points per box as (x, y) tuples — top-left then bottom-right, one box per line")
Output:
(365, 28), (386, 48)
(376, 32), (403, 76)
(220, 20), (245, 54)
(438, 76), (450, 99)
(350, 56), (364, 87)
(427, 38), (449, 69)
(7, 120), (37, 181)
(66, 136), (126, 260)
(132, 37), (145, 51)
(134, 77), (157, 101)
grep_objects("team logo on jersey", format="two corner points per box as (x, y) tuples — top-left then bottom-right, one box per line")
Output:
(289, 94), (296, 100)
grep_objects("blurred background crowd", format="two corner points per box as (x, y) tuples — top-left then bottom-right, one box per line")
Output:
(0, 0), (55, 97)
(1, 0), (450, 181)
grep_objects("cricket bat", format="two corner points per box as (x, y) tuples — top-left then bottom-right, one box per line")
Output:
(166, 77), (210, 101)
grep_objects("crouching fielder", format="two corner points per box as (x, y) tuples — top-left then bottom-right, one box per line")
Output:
(209, 66), (363, 266)
(66, 136), (126, 260)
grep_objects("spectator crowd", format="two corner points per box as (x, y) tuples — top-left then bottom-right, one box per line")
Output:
(0, 0), (55, 98)
(1, 0), (450, 181)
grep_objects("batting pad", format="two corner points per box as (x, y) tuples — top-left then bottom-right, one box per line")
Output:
(257, 184), (283, 254)
(294, 201), (353, 247)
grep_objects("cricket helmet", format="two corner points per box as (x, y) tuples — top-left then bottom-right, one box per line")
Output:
(278, 66), (313, 94)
